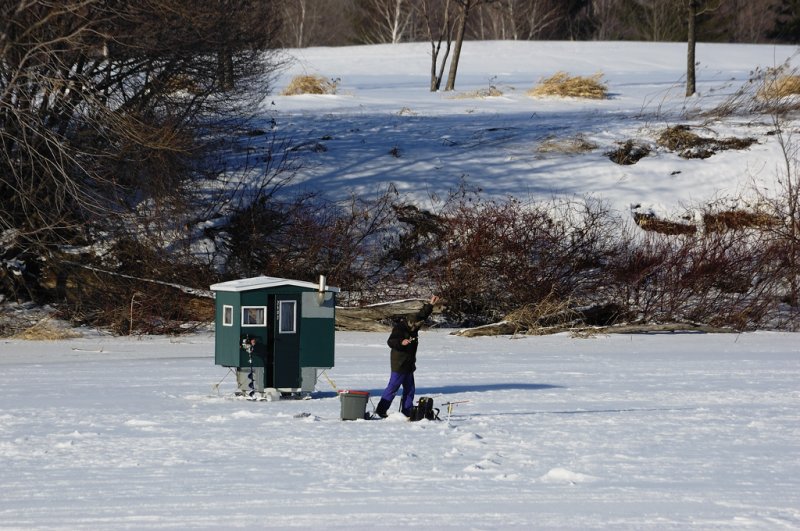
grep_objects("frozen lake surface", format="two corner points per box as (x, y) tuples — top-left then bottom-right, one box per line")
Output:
(1, 329), (798, 529)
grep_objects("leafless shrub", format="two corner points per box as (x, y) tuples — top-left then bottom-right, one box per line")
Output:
(606, 225), (777, 330)
(744, 112), (800, 319)
(222, 185), (400, 301)
(39, 248), (217, 335)
(703, 64), (800, 119)
(415, 195), (619, 324)
(380, 189), (778, 331)
(701, 68), (769, 119)
(527, 72), (608, 99)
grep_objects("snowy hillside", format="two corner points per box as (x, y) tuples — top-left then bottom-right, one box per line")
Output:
(267, 41), (799, 220)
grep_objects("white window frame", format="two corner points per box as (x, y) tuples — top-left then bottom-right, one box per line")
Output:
(277, 300), (297, 334)
(222, 305), (234, 327)
(241, 306), (267, 327)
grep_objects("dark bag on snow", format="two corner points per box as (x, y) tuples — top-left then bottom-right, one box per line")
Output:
(409, 396), (439, 421)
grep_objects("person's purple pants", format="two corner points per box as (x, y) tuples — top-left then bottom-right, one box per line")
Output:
(380, 371), (415, 412)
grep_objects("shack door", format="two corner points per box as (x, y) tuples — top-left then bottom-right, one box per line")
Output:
(272, 294), (301, 388)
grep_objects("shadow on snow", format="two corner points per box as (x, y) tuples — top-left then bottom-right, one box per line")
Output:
(312, 382), (563, 399)
(464, 406), (698, 418)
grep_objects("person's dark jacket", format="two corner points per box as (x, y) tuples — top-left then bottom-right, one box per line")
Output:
(386, 302), (434, 373)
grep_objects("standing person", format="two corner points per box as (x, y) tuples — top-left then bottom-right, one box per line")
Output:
(375, 295), (440, 418)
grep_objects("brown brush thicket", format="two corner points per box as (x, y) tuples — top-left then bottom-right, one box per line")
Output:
(379, 195), (620, 326)
(605, 227), (780, 330)
(373, 191), (795, 332)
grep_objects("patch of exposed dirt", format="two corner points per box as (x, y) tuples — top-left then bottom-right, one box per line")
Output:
(607, 140), (651, 165)
(657, 125), (757, 159)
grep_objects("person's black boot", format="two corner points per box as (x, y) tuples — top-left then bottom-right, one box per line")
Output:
(374, 399), (391, 418)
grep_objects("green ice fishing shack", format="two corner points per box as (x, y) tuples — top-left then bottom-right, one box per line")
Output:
(210, 275), (338, 398)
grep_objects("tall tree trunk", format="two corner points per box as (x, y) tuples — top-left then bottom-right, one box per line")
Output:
(422, 0), (453, 91)
(219, 48), (235, 90)
(445, 1), (471, 91)
(686, 0), (698, 96)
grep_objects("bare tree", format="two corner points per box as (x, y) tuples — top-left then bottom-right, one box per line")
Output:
(748, 84), (800, 318)
(445, 0), (497, 91)
(590, 0), (629, 40)
(686, 0), (723, 96)
(471, 0), (560, 40)
(418, 0), (496, 92)
(0, 0), (281, 299)
(512, 0), (562, 40)
(687, 0), (699, 96)
(420, 0), (455, 91)
(445, 0), (474, 91)
(719, 0), (781, 43)
(768, 121), (800, 314)
(473, 1), (510, 39)
(357, 0), (416, 43)
(628, 0), (684, 41)
(278, 0), (356, 47)
(280, 0), (313, 47)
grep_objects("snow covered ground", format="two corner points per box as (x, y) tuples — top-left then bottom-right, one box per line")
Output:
(1, 329), (798, 529)
(267, 41), (800, 221)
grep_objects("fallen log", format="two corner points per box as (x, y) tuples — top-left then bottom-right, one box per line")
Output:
(335, 299), (438, 331)
(452, 321), (737, 337)
(596, 322), (736, 334)
(451, 321), (519, 337)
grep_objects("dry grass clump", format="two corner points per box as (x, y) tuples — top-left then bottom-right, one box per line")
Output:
(633, 212), (696, 236)
(537, 134), (597, 154)
(451, 86), (504, 99)
(702, 66), (800, 118)
(757, 75), (800, 100)
(11, 318), (82, 340)
(281, 75), (339, 96)
(703, 209), (778, 233)
(527, 72), (607, 99)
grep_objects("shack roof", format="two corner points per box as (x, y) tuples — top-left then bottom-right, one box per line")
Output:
(210, 276), (340, 293)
